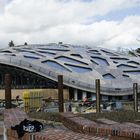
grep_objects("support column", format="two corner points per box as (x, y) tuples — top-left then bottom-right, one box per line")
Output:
(133, 83), (138, 112)
(102, 95), (108, 101)
(91, 94), (96, 101)
(74, 89), (78, 101)
(95, 79), (100, 113)
(82, 91), (87, 100)
(5, 74), (12, 109)
(58, 75), (64, 112)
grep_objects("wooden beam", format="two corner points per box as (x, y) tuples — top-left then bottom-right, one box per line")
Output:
(96, 79), (100, 113)
(5, 74), (12, 109)
(133, 83), (138, 112)
(58, 75), (64, 112)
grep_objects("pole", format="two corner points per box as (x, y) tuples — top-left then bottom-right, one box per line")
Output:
(133, 83), (138, 112)
(5, 74), (12, 109)
(58, 75), (64, 112)
(96, 79), (100, 113)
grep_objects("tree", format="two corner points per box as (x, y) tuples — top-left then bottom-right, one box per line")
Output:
(127, 48), (140, 56)
(8, 40), (14, 47)
(24, 42), (28, 45)
(128, 50), (137, 56)
(136, 48), (140, 54)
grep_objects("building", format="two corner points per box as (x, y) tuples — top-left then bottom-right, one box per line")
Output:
(0, 43), (140, 101)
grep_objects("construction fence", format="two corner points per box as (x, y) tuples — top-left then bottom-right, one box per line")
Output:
(23, 89), (69, 112)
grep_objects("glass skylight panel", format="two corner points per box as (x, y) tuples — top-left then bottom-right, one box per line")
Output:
(22, 52), (41, 58)
(65, 64), (91, 73)
(110, 57), (129, 61)
(90, 59), (99, 65)
(103, 73), (115, 79)
(24, 55), (40, 59)
(1, 51), (12, 53)
(88, 49), (99, 52)
(113, 61), (118, 64)
(4, 54), (16, 56)
(56, 56), (86, 65)
(123, 71), (140, 75)
(127, 61), (140, 65)
(117, 64), (137, 69)
(42, 60), (69, 72)
(70, 54), (83, 59)
(38, 48), (69, 52)
(38, 51), (56, 57)
(91, 57), (109, 66)
(122, 74), (129, 77)
(101, 50), (118, 56)
(87, 50), (101, 55)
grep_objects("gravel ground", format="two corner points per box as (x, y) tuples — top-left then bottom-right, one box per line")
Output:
(0, 135), (3, 140)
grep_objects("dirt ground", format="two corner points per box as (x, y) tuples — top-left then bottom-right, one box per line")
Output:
(0, 135), (3, 140)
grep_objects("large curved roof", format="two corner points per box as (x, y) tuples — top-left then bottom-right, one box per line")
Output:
(0, 43), (140, 95)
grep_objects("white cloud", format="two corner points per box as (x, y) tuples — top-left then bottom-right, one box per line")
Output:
(0, 0), (139, 49)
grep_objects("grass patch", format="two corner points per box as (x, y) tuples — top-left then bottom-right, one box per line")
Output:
(28, 112), (59, 122)
(0, 116), (3, 121)
(28, 110), (140, 124)
(79, 110), (140, 123)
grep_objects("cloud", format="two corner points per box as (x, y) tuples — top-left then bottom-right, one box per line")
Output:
(0, 0), (139, 49)
(0, 0), (7, 14)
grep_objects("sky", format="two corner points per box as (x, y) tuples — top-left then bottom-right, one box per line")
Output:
(0, 0), (140, 50)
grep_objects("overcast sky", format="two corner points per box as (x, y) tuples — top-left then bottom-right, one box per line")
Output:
(0, 0), (140, 50)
